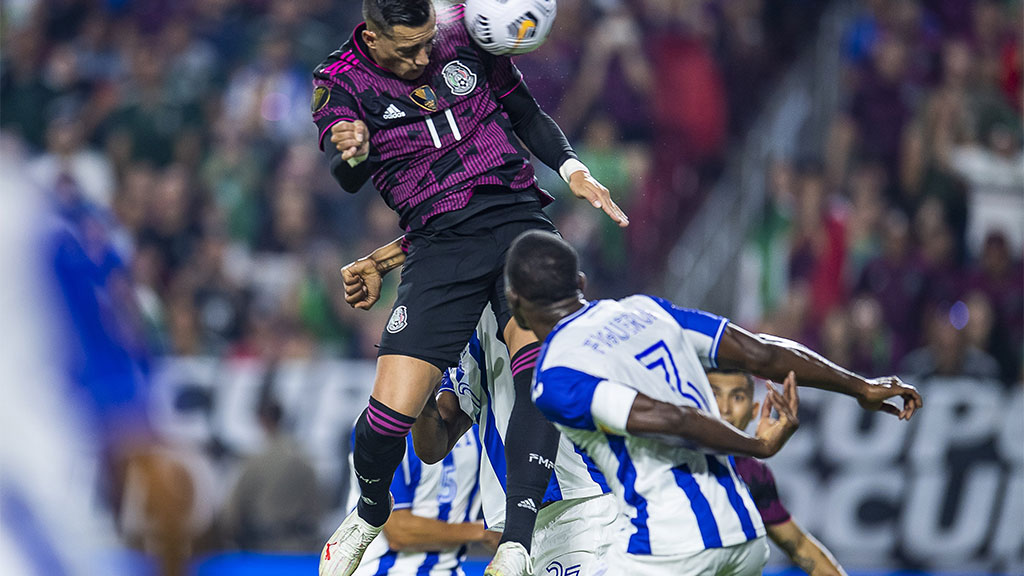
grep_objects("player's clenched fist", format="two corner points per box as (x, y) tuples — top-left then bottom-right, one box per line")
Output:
(341, 257), (383, 310)
(331, 120), (370, 161)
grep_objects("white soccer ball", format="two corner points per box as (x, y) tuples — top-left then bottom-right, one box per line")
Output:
(464, 0), (557, 56)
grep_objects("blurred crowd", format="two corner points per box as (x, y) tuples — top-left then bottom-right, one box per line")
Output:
(1, 0), (825, 365)
(740, 0), (1023, 386)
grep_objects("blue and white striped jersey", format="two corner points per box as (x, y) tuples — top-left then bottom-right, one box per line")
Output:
(347, 431), (482, 575)
(532, 295), (765, 556)
(441, 305), (610, 531)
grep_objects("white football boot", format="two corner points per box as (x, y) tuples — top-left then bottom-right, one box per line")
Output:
(319, 496), (392, 576)
(484, 541), (534, 576)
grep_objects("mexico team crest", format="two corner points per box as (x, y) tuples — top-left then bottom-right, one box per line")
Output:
(442, 61), (477, 96)
(409, 85), (438, 111)
(387, 305), (408, 333)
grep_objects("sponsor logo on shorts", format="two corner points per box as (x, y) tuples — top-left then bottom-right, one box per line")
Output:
(517, 498), (537, 513)
(545, 561), (582, 576)
(387, 306), (408, 333)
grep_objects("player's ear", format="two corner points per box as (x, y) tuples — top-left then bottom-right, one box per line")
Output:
(576, 271), (587, 293)
(362, 28), (379, 50)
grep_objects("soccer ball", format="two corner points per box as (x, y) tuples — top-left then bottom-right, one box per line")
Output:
(465, 0), (557, 56)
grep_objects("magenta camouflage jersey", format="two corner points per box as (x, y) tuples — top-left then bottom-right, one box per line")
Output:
(311, 4), (549, 231)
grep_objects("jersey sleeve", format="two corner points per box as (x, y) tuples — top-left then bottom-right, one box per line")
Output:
(735, 457), (791, 526)
(532, 366), (604, 431)
(311, 77), (362, 151)
(645, 295), (729, 369)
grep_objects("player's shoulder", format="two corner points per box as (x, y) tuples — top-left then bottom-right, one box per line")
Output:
(732, 456), (775, 486)
(312, 39), (363, 84)
(437, 2), (467, 26)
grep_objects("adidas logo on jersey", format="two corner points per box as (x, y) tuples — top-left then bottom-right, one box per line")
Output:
(517, 498), (537, 513)
(383, 104), (405, 120)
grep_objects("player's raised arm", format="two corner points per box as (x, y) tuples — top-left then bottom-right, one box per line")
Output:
(497, 75), (628, 227)
(715, 324), (922, 420)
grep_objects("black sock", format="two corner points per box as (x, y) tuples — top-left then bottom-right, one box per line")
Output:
(501, 341), (558, 552)
(351, 397), (415, 527)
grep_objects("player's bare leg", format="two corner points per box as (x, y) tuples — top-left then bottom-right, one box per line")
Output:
(485, 320), (557, 576)
(320, 355), (441, 576)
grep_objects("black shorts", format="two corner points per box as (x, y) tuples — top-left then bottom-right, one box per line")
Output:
(377, 198), (557, 371)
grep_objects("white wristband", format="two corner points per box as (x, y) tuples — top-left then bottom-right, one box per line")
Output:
(558, 158), (589, 184)
(591, 380), (638, 435)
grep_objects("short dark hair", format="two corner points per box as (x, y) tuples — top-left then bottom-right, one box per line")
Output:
(363, 0), (434, 33)
(506, 230), (580, 304)
(707, 369), (755, 395)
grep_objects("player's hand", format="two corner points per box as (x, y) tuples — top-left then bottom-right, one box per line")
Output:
(340, 257), (382, 310)
(754, 372), (800, 457)
(568, 170), (629, 227)
(858, 376), (922, 421)
(330, 120), (370, 161)
(479, 527), (502, 552)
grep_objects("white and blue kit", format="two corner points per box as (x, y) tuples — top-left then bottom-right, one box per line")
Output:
(532, 295), (768, 574)
(441, 305), (621, 575)
(346, 431), (481, 576)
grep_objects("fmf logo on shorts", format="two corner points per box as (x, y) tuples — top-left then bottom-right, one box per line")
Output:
(545, 561), (581, 576)
(387, 306), (408, 333)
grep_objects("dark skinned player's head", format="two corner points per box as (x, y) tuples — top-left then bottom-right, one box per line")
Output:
(505, 231), (583, 330)
(362, 0), (437, 80)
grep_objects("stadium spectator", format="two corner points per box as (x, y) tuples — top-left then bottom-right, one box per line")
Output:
(900, 302), (1001, 381)
(708, 370), (849, 576)
(222, 381), (322, 552)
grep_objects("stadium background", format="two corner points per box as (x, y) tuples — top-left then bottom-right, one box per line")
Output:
(1, 0), (1021, 575)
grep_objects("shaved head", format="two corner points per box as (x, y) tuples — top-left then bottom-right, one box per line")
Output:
(505, 231), (580, 305)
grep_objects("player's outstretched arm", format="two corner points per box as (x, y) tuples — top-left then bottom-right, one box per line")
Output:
(500, 81), (628, 227)
(767, 519), (848, 576)
(587, 376), (799, 458)
(340, 237), (406, 310)
(382, 510), (499, 553)
(411, 387), (473, 465)
(715, 324), (922, 420)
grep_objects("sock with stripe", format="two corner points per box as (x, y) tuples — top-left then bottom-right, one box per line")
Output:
(501, 341), (558, 552)
(352, 397), (415, 527)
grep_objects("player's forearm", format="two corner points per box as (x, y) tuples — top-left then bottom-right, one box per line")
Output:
(626, 395), (773, 458)
(329, 149), (371, 193)
(769, 521), (847, 576)
(384, 514), (489, 552)
(367, 237), (406, 275)
(719, 325), (870, 401)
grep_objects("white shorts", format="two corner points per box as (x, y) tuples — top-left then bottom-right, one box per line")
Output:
(532, 493), (622, 576)
(595, 536), (769, 576)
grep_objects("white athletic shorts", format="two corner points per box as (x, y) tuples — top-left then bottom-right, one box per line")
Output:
(532, 493), (622, 576)
(594, 535), (769, 576)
